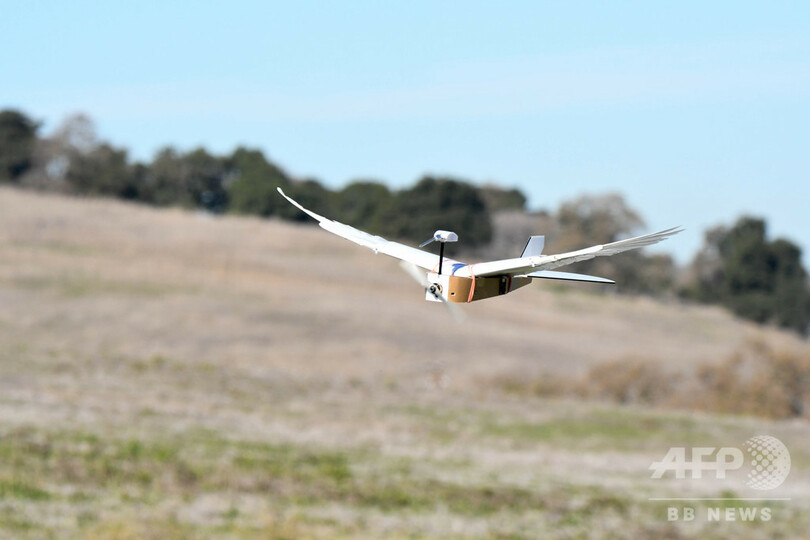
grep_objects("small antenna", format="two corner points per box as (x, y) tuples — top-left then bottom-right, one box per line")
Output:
(419, 230), (458, 274)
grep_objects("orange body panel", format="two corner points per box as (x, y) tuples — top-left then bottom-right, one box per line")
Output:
(446, 275), (531, 303)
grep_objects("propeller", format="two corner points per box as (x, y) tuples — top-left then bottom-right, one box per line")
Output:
(399, 261), (466, 323)
(400, 260), (430, 287)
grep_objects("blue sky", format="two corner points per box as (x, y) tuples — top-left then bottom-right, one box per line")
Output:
(4, 1), (809, 263)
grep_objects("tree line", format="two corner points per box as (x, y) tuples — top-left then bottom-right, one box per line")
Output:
(1, 108), (808, 335)
(0, 110), (508, 248)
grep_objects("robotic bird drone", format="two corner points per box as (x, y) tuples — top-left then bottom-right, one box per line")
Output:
(278, 187), (681, 314)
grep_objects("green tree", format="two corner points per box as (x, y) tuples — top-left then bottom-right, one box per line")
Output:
(226, 147), (290, 216)
(143, 147), (227, 211)
(688, 216), (810, 334)
(65, 143), (140, 199)
(477, 184), (527, 212)
(335, 181), (392, 230)
(382, 176), (492, 248)
(0, 109), (39, 181)
(281, 179), (334, 222)
(770, 239), (810, 333)
(183, 148), (228, 212)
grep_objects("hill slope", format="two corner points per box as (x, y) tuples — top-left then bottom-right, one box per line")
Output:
(0, 187), (808, 539)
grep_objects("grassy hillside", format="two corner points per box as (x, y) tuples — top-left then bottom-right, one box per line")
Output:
(0, 187), (808, 539)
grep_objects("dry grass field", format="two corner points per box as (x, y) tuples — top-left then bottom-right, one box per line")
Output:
(0, 186), (808, 539)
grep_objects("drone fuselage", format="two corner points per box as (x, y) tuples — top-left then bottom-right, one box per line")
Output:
(425, 271), (531, 303)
